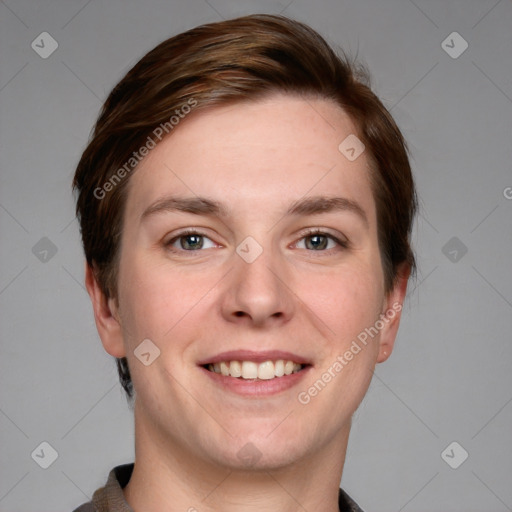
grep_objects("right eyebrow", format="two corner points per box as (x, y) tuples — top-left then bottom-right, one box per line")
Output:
(141, 196), (230, 221)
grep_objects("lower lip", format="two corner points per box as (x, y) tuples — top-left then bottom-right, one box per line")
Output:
(199, 365), (312, 396)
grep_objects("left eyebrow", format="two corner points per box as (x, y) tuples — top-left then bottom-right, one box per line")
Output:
(140, 194), (368, 228)
(286, 195), (368, 228)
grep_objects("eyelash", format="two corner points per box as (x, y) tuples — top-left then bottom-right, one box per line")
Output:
(164, 228), (348, 255)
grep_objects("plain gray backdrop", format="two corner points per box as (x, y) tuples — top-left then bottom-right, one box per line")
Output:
(1, 1), (511, 511)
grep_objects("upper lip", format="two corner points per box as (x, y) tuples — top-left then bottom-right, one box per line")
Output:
(197, 350), (312, 366)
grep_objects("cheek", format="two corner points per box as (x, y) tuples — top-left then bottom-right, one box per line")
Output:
(116, 251), (219, 346)
(295, 270), (384, 418)
(115, 256), (198, 392)
(295, 263), (384, 347)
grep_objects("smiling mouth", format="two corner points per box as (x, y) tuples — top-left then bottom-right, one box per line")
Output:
(203, 360), (308, 380)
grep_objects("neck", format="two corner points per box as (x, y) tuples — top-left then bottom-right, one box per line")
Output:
(124, 401), (351, 512)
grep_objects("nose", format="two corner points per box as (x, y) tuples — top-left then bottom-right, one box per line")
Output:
(220, 242), (295, 327)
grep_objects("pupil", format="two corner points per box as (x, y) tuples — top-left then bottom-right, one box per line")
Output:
(182, 235), (202, 250)
(307, 235), (327, 250)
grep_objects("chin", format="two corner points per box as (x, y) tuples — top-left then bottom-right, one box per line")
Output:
(201, 424), (315, 471)
(212, 445), (306, 472)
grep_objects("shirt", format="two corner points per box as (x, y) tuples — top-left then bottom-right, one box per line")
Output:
(72, 463), (365, 512)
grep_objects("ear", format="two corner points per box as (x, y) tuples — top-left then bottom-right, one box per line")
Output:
(376, 263), (411, 363)
(84, 261), (126, 358)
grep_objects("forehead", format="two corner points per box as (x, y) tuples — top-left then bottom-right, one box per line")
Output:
(125, 94), (376, 223)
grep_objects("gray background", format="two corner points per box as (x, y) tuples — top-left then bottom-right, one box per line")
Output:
(1, 0), (511, 511)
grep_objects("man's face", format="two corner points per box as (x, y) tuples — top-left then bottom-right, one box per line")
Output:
(102, 94), (405, 470)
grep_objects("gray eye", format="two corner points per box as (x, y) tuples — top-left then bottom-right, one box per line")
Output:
(167, 232), (216, 251)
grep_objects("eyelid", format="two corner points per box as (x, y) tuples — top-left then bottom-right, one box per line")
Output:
(164, 228), (219, 253)
(164, 227), (349, 254)
(293, 227), (349, 250)
(297, 227), (348, 242)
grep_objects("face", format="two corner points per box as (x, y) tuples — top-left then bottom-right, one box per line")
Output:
(90, 93), (407, 471)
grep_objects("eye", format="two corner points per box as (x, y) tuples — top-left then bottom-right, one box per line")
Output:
(164, 228), (348, 254)
(295, 229), (348, 251)
(165, 230), (217, 252)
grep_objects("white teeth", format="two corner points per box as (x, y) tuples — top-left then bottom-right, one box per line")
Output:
(258, 361), (275, 380)
(230, 360), (242, 377)
(207, 359), (304, 379)
(241, 361), (258, 379)
(220, 361), (230, 376)
(284, 360), (294, 375)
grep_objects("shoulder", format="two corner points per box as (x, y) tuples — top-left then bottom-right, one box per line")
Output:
(71, 502), (96, 512)
(70, 463), (134, 512)
(339, 487), (366, 512)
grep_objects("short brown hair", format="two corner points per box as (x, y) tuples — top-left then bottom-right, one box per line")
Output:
(73, 14), (417, 400)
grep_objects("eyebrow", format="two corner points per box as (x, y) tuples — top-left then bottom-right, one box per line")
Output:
(141, 195), (368, 227)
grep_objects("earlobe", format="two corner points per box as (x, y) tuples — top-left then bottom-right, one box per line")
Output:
(84, 261), (126, 358)
(376, 263), (411, 363)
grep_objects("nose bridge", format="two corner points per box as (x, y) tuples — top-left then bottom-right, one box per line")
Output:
(223, 233), (292, 324)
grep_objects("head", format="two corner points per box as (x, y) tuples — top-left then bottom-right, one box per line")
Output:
(74, 14), (417, 469)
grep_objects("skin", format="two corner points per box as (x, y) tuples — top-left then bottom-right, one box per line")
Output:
(86, 93), (410, 512)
